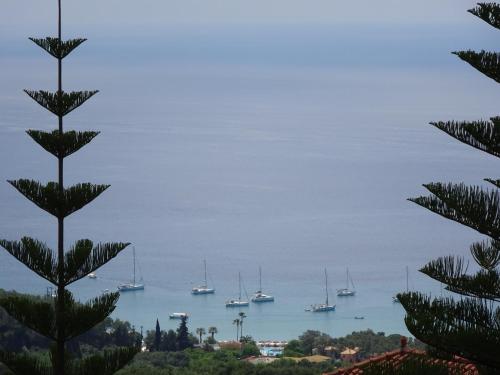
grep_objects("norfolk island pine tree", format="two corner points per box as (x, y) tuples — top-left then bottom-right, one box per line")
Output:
(398, 3), (500, 372)
(0, 1), (138, 374)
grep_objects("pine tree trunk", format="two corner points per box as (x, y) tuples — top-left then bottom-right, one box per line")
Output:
(56, 1), (65, 373)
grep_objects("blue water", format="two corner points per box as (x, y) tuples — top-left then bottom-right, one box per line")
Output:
(1, 22), (500, 341)
(260, 347), (283, 357)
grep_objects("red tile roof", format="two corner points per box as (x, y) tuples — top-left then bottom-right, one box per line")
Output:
(324, 349), (478, 375)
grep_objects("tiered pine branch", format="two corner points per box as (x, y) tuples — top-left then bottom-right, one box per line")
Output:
(0, 351), (51, 375)
(27, 130), (100, 158)
(409, 182), (500, 239)
(469, 3), (500, 30)
(24, 90), (98, 117)
(453, 50), (500, 83)
(431, 117), (500, 157)
(0, 345), (138, 375)
(7, 180), (110, 218)
(29, 37), (86, 59)
(402, 294), (500, 369)
(0, 239), (129, 286)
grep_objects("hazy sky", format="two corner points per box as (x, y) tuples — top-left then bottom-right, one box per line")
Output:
(0, 1), (484, 35)
(1, 1), (498, 77)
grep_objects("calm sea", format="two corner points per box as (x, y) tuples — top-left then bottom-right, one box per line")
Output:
(1, 24), (499, 340)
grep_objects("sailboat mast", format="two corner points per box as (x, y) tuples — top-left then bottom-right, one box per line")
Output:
(259, 266), (262, 292)
(346, 268), (349, 289)
(204, 259), (207, 287)
(406, 265), (409, 292)
(325, 268), (329, 305)
(238, 272), (242, 301)
(133, 246), (136, 286)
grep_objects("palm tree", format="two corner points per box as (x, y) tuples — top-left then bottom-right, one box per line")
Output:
(238, 312), (247, 340)
(195, 327), (206, 345)
(208, 326), (218, 341)
(232, 318), (240, 341)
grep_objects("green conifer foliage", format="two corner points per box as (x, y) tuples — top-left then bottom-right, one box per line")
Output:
(398, 3), (500, 372)
(0, 1), (138, 374)
(176, 316), (191, 351)
(154, 319), (161, 352)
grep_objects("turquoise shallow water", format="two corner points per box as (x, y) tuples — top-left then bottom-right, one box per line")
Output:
(1, 24), (499, 340)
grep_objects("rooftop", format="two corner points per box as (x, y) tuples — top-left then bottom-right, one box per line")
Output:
(325, 349), (478, 375)
(340, 348), (359, 356)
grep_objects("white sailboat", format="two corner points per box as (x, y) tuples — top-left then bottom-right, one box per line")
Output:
(225, 272), (249, 307)
(311, 268), (336, 312)
(252, 266), (274, 303)
(118, 247), (144, 292)
(393, 266), (408, 303)
(337, 267), (356, 297)
(192, 259), (215, 295)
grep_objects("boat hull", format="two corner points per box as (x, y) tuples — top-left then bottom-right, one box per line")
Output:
(192, 288), (215, 295)
(225, 300), (249, 307)
(311, 304), (336, 312)
(252, 295), (275, 303)
(337, 289), (355, 297)
(118, 284), (144, 292)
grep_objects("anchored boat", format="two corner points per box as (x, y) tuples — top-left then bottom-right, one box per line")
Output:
(311, 268), (336, 312)
(252, 266), (274, 303)
(118, 246), (144, 292)
(192, 259), (215, 295)
(226, 272), (249, 307)
(337, 267), (356, 297)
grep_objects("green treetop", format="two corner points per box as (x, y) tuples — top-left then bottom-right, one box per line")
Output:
(176, 316), (191, 351)
(154, 320), (161, 352)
